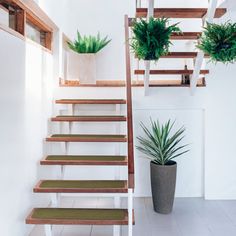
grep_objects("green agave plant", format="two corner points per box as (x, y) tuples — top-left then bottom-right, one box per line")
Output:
(197, 21), (236, 64)
(131, 17), (181, 61)
(68, 31), (111, 54)
(136, 119), (189, 165)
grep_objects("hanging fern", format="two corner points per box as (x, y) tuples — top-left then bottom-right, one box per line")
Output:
(68, 32), (111, 54)
(131, 17), (181, 61)
(197, 21), (236, 64)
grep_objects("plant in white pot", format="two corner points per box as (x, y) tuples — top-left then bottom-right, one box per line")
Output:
(131, 17), (181, 93)
(197, 21), (236, 64)
(136, 119), (189, 214)
(67, 32), (111, 84)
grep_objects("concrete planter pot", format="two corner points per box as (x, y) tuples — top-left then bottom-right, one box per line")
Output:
(67, 52), (96, 84)
(150, 161), (177, 214)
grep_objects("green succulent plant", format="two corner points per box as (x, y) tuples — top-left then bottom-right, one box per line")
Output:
(197, 21), (236, 64)
(136, 119), (189, 165)
(131, 17), (181, 61)
(68, 32), (111, 54)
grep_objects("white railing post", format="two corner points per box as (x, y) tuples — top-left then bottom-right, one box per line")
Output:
(144, 60), (150, 96)
(128, 189), (133, 236)
(147, 0), (154, 18)
(190, 0), (218, 94)
(44, 225), (53, 236)
(136, 0), (142, 8)
(144, 0), (154, 96)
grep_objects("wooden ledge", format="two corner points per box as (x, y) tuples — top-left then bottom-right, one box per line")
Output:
(59, 79), (206, 87)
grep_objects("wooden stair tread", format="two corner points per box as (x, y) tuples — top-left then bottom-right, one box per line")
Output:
(46, 134), (127, 142)
(135, 69), (209, 75)
(51, 115), (127, 122)
(56, 99), (126, 105)
(41, 155), (128, 165)
(26, 208), (134, 225)
(136, 8), (226, 18)
(161, 52), (209, 58)
(60, 79), (205, 87)
(34, 180), (128, 193)
(171, 32), (201, 40)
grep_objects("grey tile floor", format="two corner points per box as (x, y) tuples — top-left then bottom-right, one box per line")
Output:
(30, 197), (236, 236)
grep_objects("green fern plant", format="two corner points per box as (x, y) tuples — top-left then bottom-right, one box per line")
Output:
(197, 21), (236, 63)
(68, 32), (111, 54)
(131, 17), (181, 61)
(136, 119), (189, 165)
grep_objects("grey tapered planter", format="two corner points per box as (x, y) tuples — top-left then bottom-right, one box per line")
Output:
(150, 161), (177, 214)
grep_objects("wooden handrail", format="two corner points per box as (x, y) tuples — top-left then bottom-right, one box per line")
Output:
(124, 15), (135, 189)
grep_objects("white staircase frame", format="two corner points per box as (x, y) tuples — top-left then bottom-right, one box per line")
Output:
(190, 0), (218, 94)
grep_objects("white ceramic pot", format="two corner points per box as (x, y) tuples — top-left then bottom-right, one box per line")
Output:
(77, 54), (96, 84)
(67, 52), (96, 84)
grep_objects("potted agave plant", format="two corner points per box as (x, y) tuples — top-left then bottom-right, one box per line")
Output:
(197, 21), (236, 63)
(131, 17), (181, 91)
(67, 32), (111, 84)
(136, 119), (189, 214)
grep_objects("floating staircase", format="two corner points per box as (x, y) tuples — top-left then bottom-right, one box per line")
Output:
(126, 2), (227, 94)
(26, 1), (227, 235)
(26, 96), (134, 236)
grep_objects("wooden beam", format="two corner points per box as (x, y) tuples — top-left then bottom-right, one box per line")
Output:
(26, 12), (51, 32)
(15, 8), (25, 35)
(44, 31), (52, 50)
(59, 79), (206, 87)
(136, 8), (226, 18)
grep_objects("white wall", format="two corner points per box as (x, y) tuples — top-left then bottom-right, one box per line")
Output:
(0, 30), (54, 235)
(38, 0), (236, 200)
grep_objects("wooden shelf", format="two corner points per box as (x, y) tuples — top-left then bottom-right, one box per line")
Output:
(134, 52), (209, 59)
(135, 69), (209, 75)
(161, 52), (209, 58)
(171, 32), (202, 40)
(136, 8), (227, 18)
(59, 79), (206, 87)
